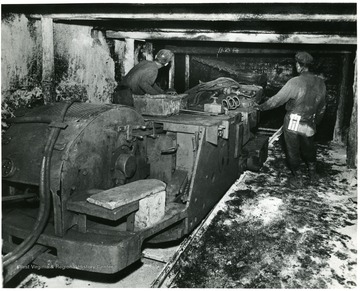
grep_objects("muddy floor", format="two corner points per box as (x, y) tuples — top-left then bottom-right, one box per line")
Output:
(170, 139), (357, 288)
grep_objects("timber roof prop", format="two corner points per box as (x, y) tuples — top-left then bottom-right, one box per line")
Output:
(2, 3), (357, 45)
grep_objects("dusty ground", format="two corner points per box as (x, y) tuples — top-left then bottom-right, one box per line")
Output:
(171, 139), (357, 288)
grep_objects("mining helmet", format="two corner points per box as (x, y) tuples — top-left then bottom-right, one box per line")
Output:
(295, 51), (313, 65)
(155, 49), (174, 65)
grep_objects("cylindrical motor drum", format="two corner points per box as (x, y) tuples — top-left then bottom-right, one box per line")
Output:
(2, 102), (145, 196)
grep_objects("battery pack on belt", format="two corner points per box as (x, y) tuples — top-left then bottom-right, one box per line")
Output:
(288, 113), (301, 131)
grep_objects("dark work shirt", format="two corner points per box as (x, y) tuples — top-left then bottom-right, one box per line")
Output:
(120, 60), (164, 95)
(259, 71), (326, 126)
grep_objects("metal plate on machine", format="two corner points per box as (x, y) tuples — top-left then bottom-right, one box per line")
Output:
(206, 126), (219, 145)
(186, 123), (240, 232)
(146, 112), (239, 127)
(148, 111), (243, 143)
(163, 123), (201, 134)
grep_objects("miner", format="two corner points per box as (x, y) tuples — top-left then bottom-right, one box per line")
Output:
(257, 52), (326, 188)
(112, 49), (174, 106)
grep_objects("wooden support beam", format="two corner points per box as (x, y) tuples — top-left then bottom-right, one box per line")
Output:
(135, 41), (153, 64)
(169, 54), (175, 89)
(333, 54), (351, 143)
(347, 54), (357, 168)
(114, 39), (126, 79)
(30, 13), (357, 23)
(134, 42), (141, 66)
(106, 30), (356, 45)
(185, 54), (190, 90)
(144, 42), (154, 61)
(41, 17), (55, 104)
(124, 38), (135, 75)
(166, 46), (354, 55)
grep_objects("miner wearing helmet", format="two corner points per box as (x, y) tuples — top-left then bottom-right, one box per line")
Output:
(257, 51), (326, 188)
(113, 49), (174, 106)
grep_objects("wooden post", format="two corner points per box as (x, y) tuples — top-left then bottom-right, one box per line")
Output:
(347, 54), (357, 168)
(333, 53), (351, 143)
(144, 42), (153, 61)
(124, 38), (135, 75)
(114, 39), (126, 79)
(134, 43), (140, 66)
(185, 54), (190, 90)
(41, 17), (55, 104)
(135, 42), (153, 65)
(169, 54), (175, 89)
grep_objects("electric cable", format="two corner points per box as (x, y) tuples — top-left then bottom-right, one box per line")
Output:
(2, 101), (75, 268)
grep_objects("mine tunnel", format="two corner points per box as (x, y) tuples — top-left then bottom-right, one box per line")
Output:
(1, 2), (357, 288)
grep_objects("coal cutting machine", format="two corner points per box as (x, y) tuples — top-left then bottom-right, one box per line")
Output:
(2, 83), (268, 283)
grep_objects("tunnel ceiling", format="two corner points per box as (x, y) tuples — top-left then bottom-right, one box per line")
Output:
(2, 3), (357, 45)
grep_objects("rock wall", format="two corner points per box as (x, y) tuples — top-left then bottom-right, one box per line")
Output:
(53, 24), (116, 104)
(1, 14), (39, 93)
(1, 14), (41, 112)
(1, 14), (117, 120)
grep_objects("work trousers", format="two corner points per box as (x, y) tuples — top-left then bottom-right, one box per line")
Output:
(283, 129), (316, 172)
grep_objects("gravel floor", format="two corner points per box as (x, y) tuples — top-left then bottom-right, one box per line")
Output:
(170, 139), (357, 288)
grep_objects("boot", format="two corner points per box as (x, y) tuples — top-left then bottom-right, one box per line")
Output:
(288, 170), (303, 189)
(308, 162), (319, 182)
